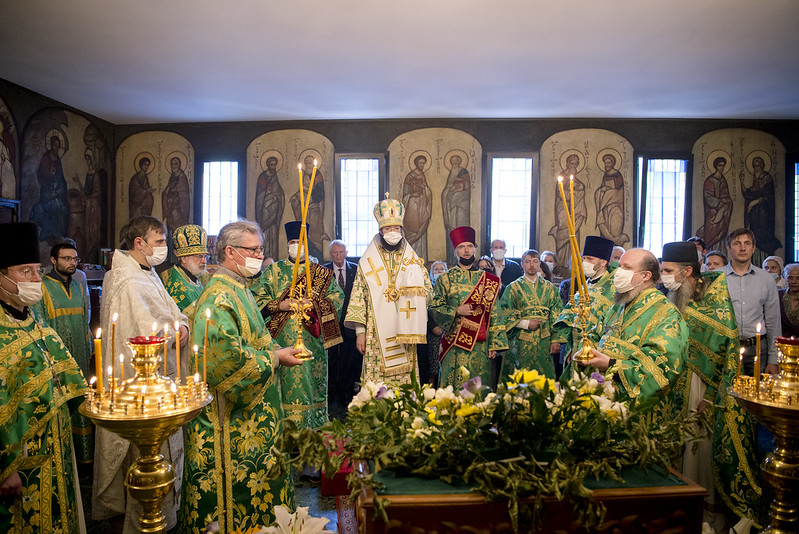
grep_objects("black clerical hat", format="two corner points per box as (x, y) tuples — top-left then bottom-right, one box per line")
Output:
(582, 236), (614, 262)
(0, 222), (40, 269)
(662, 241), (698, 263)
(284, 221), (308, 241)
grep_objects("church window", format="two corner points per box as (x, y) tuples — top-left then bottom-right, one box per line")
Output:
(202, 160), (239, 235)
(639, 157), (689, 258)
(337, 155), (383, 256)
(489, 156), (534, 258)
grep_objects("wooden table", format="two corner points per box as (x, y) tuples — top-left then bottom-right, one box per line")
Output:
(354, 461), (707, 534)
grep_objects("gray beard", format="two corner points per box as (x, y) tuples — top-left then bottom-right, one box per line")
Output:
(614, 284), (645, 306)
(667, 282), (694, 314)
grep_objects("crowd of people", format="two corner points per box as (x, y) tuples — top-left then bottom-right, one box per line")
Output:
(0, 196), (790, 532)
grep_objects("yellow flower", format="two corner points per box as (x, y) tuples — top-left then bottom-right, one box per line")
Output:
(455, 404), (480, 418)
(425, 407), (442, 426)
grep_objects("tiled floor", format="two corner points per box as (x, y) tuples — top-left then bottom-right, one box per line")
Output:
(82, 466), (340, 533)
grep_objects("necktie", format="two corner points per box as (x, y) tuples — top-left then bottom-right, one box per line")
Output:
(338, 268), (345, 288)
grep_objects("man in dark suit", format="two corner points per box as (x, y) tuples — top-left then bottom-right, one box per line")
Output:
(324, 239), (359, 419)
(491, 239), (523, 292)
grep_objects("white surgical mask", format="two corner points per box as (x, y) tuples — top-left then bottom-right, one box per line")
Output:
(492, 249), (505, 261)
(233, 248), (262, 278)
(613, 268), (639, 294)
(145, 243), (168, 267)
(772, 272), (780, 281)
(287, 243), (305, 261)
(383, 231), (402, 246)
(661, 273), (682, 291)
(582, 260), (597, 278)
(697, 249), (703, 263)
(2, 274), (43, 306)
(544, 261), (555, 272)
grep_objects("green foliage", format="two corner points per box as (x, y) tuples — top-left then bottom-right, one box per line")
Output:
(268, 368), (709, 532)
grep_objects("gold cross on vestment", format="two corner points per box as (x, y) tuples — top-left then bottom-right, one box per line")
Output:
(364, 257), (385, 286)
(399, 301), (417, 319)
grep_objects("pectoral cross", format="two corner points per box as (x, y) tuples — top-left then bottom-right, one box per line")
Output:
(399, 301), (416, 319)
(364, 257), (385, 286)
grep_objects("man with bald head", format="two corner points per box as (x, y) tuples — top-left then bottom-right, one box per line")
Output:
(577, 248), (687, 420)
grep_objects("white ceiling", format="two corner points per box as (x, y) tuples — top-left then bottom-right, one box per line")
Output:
(1, 0), (798, 125)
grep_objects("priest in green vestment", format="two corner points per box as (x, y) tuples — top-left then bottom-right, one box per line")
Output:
(430, 226), (508, 388)
(660, 241), (762, 529)
(32, 239), (93, 465)
(252, 221), (344, 430)
(577, 248), (688, 421)
(179, 219), (304, 534)
(498, 249), (562, 380)
(160, 224), (208, 318)
(554, 235), (616, 366)
(0, 222), (88, 533)
(344, 195), (432, 385)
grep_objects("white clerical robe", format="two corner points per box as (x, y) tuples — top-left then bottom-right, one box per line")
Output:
(92, 250), (189, 533)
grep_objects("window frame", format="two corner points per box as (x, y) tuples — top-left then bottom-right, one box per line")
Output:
(635, 153), (693, 254)
(788, 152), (799, 262)
(485, 151), (538, 260)
(335, 153), (386, 259)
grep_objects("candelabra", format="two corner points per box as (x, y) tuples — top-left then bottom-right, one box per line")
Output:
(80, 335), (212, 534)
(730, 336), (799, 533)
(290, 300), (314, 361)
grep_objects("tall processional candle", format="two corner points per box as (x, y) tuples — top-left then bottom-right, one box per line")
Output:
(557, 176), (588, 300)
(303, 160), (318, 299)
(94, 328), (103, 395)
(290, 163), (305, 294)
(174, 320), (181, 380)
(203, 308), (210, 382)
(163, 323), (169, 376)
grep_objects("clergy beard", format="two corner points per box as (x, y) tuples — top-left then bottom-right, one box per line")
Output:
(55, 266), (75, 278)
(667, 280), (695, 314)
(614, 284), (646, 307)
(379, 235), (403, 251)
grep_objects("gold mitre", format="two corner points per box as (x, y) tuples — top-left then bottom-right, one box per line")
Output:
(373, 192), (404, 229)
(172, 224), (208, 257)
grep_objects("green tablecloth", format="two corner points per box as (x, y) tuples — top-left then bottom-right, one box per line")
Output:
(371, 464), (685, 495)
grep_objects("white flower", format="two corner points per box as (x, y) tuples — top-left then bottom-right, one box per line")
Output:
(262, 505), (334, 534)
(475, 392), (497, 410)
(434, 385), (457, 403)
(602, 380), (615, 399)
(422, 387), (436, 402)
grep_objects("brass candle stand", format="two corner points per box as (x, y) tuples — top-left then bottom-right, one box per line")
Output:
(79, 335), (212, 534)
(730, 336), (799, 533)
(572, 301), (595, 363)
(290, 300), (314, 361)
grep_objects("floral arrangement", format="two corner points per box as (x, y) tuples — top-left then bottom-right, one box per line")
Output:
(269, 367), (705, 530)
(227, 506), (334, 534)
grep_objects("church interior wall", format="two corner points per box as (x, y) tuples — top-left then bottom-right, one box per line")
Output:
(2, 76), (798, 264)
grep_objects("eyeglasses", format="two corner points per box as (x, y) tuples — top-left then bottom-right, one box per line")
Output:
(234, 245), (264, 255)
(9, 266), (46, 280)
(58, 256), (80, 263)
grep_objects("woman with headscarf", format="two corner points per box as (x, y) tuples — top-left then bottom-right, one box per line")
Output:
(763, 255), (786, 290)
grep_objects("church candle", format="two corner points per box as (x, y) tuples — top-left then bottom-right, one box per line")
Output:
(203, 308), (210, 382)
(108, 365), (114, 403)
(290, 164), (305, 294)
(303, 161), (317, 299)
(94, 328), (103, 395)
(111, 313), (117, 368)
(174, 320), (181, 380)
(164, 323), (169, 376)
(557, 177), (588, 301)
(152, 321), (157, 336)
(119, 354), (125, 382)
(736, 347), (744, 381)
(193, 344), (199, 375)
(755, 323), (762, 395)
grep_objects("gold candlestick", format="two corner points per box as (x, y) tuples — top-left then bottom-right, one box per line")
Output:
(79, 334), (212, 534)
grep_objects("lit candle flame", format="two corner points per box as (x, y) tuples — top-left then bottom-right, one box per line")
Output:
(107, 365), (112, 378)
(90, 376), (97, 386)
(557, 175), (563, 183)
(112, 312), (118, 322)
(194, 373), (200, 383)
(206, 308), (211, 319)
(96, 328), (101, 339)
(298, 162), (302, 171)
(313, 159), (318, 167)
(757, 322), (762, 333)
(194, 344), (199, 352)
